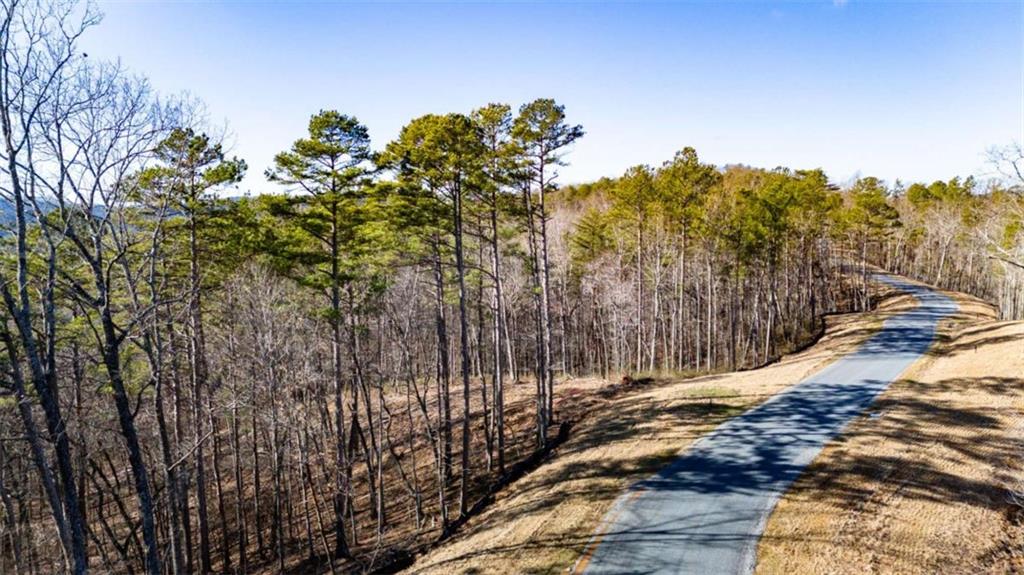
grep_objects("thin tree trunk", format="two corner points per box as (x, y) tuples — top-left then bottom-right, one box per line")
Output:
(454, 182), (473, 518)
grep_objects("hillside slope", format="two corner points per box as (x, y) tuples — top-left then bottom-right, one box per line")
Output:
(402, 287), (925, 574)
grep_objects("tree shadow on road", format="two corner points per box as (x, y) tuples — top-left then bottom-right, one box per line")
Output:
(406, 371), (1024, 574)
(759, 374), (1024, 574)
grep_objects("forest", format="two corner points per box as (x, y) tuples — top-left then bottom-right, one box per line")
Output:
(1, 1), (1023, 574)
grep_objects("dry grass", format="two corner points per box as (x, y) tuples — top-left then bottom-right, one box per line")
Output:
(401, 295), (918, 574)
(756, 289), (1024, 574)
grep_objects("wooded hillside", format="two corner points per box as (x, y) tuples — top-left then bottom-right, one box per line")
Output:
(1, 1), (1022, 574)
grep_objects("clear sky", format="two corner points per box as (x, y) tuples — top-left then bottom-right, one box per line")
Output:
(84, 0), (1023, 193)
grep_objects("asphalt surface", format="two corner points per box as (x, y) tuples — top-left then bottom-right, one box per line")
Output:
(579, 276), (957, 575)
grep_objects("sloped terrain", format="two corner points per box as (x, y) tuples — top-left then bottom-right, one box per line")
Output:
(402, 291), (921, 574)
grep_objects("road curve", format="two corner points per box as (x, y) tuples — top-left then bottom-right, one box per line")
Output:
(577, 275), (956, 575)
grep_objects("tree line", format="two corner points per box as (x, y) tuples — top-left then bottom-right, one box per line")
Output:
(1, 1), (1022, 574)
(872, 166), (1024, 317)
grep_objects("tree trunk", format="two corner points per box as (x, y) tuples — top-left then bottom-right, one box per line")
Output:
(454, 182), (473, 518)
(99, 304), (162, 575)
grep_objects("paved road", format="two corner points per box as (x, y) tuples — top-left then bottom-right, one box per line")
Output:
(578, 276), (956, 575)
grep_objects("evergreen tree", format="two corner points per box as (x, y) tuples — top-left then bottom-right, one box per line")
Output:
(267, 110), (375, 560)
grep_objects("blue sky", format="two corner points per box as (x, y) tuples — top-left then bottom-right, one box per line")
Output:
(84, 1), (1022, 193)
